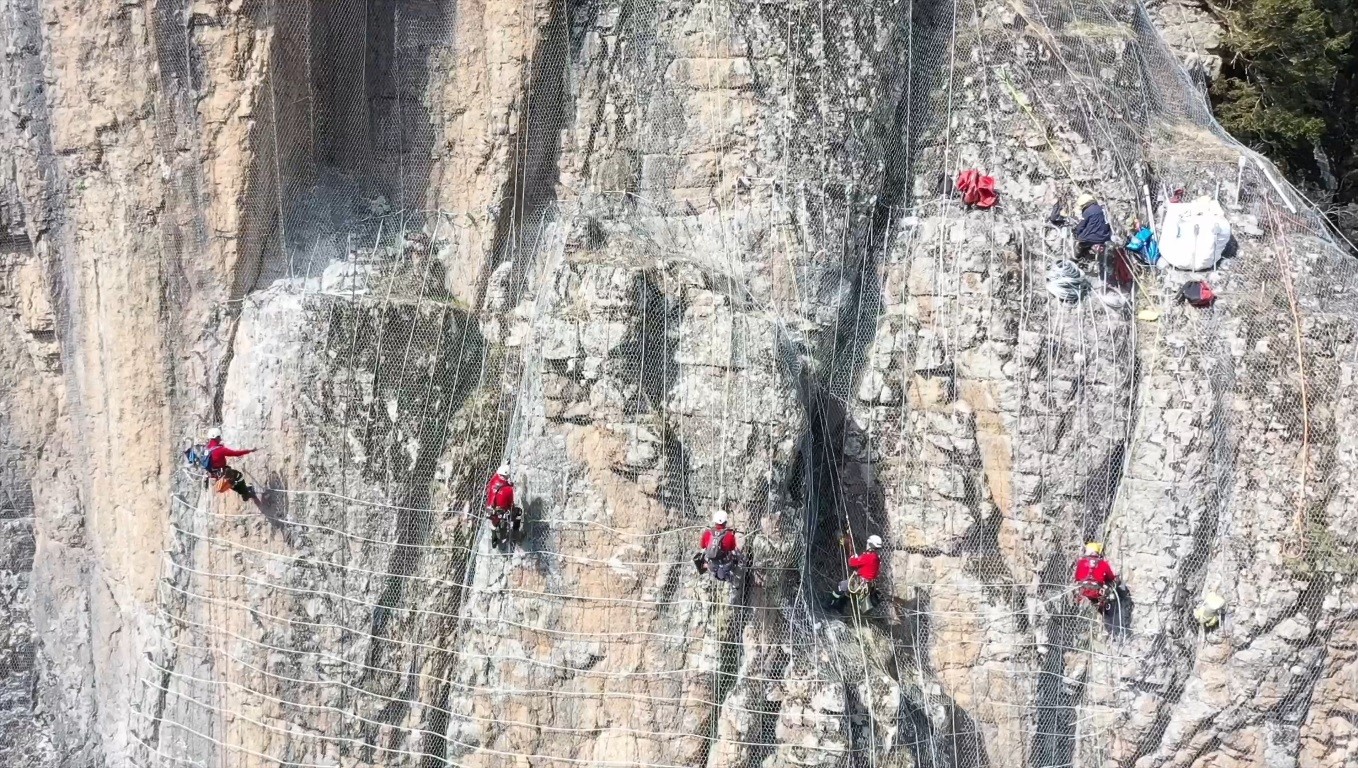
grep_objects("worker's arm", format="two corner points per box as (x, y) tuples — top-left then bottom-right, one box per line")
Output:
(1072, 213), (1095, 241)
(847, 553), (865, 569)
(218, 446), (254, 458)
(1049, 202), (1067, 226)
(1073, 209), (1110, 242)
(721, 531), (738, 551)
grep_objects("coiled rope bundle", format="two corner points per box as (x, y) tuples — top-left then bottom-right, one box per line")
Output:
(1046, 259), (1087, 303)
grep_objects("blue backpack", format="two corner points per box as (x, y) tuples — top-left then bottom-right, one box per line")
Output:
(185, 445), (214, 472)
(1126, 226), (1160, 264)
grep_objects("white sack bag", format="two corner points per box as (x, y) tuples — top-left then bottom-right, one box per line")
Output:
(1158, 197), (1232, 271)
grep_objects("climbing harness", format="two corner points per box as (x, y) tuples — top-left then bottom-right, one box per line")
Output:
(847, 572), (870, 597)
(845, 574), (880, 615)
(489, 506), (523, 550)
(1085, 583), (1112, 612)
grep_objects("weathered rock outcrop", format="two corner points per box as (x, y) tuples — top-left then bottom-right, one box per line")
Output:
(1, 0), (1354, 766)
(1147, 0), (1225, 85)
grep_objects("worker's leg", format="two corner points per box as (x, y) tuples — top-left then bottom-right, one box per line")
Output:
(223, 468), (253, 501)
(825, 580), (850, 612)
(713, 560), (733, 582)
(493, 509), (518, 549)
(729, 551), (745, 582)
(1095, 242), (1112, 282)
(1074, 241), (1094, 262)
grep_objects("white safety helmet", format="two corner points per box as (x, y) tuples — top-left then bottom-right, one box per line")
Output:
(1076, 192), (1097, 210)
(497, 464), (511, 478)
(206, 427), (222, 440)
(712, 511), (728, 526)
(866, 535), (883, 550)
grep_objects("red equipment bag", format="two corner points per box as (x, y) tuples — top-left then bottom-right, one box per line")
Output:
(956, 169), (998, 209)
(1182, 281), (1216, 307)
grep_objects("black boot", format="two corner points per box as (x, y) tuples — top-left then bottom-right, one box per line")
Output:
(824, 593), (847, 612)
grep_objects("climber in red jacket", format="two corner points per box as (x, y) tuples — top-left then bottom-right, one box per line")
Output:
(1074, 542), (1119, 611)
(486, 466), (515, 511)
(826, 534), (884, 612)
(202, 428), (257, 502)
(694, 511), (741, 581)
(486, 465), (521, 549)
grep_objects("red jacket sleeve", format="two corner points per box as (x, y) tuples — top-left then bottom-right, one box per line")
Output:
(207, 445), (251, 468)
(217, 445), (253, 458)
(721, 531), (737, 552)
(700, 530), (713, 549)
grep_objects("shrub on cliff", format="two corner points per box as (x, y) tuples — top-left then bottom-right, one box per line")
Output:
(1210, 0), (1356, 203)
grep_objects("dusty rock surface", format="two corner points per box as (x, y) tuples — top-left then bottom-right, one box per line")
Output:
(1146, 0), (1225, 84)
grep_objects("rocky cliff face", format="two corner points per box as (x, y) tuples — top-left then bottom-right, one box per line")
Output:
(1, 0), (1355, 767)
(1146, 0), (1225, 86)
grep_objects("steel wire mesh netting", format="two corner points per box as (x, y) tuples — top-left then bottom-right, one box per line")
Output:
(130, 0), (1355, 766)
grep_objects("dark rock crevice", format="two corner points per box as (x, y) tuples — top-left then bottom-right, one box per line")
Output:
(332, 303), (483, 662)
(482, 0), (595, 310)
(237, 0), (451, 294)
(1029, 611), (1090, 768)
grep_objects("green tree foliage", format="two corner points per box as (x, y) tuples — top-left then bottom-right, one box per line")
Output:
(1210, 0), (1356, 199)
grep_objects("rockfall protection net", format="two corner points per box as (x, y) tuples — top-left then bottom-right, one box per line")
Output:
(133, 0), (1354, 767)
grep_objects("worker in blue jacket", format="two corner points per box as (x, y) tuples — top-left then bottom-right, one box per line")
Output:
(1050, 193), (1112, 262)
